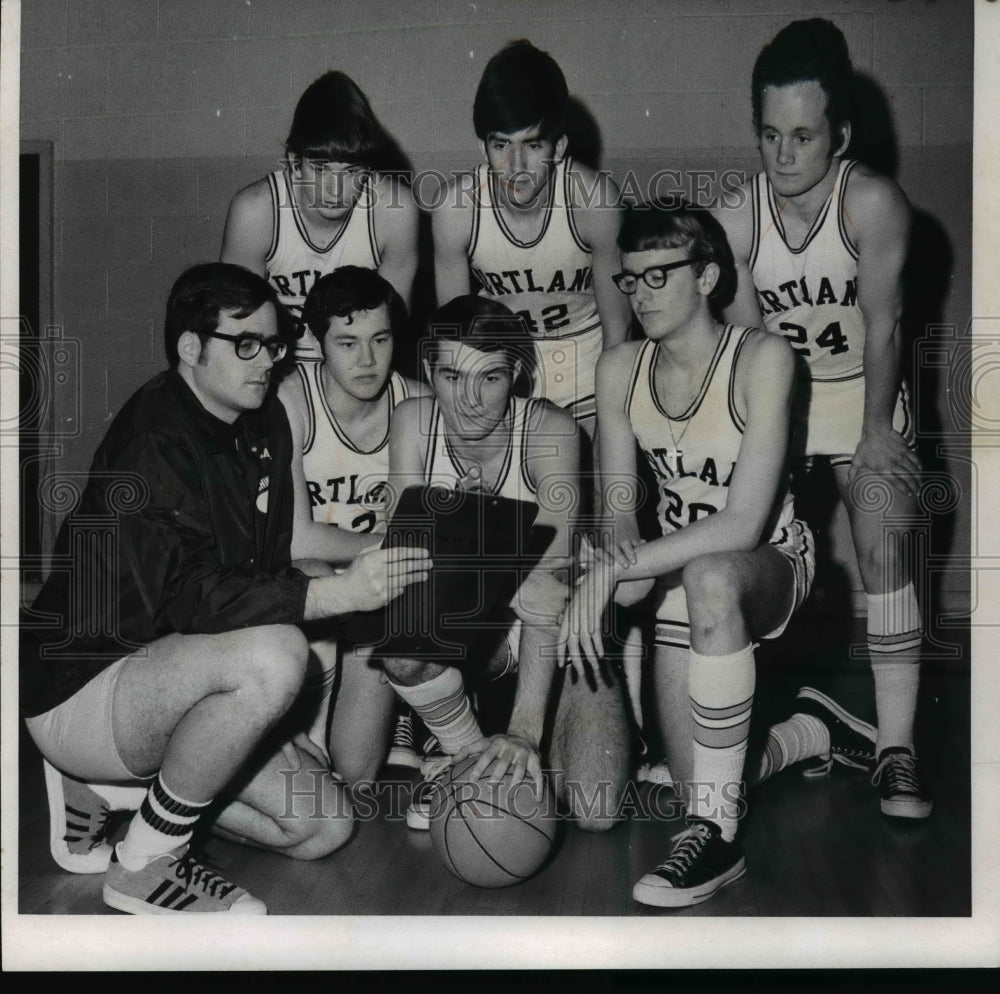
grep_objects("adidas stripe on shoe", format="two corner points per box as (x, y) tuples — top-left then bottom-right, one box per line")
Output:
(43, 759), (118, 874)
(102, 845), (267, 915)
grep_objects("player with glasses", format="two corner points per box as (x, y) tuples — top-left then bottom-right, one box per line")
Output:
(612, 258), (706, 294)
(561, 199), (824, 907)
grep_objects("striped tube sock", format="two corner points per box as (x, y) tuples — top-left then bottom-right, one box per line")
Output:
(116, 774), (210, 871)
(755, 713), (829, 785)
(689, 644), (755, 842)
(388, 667), (483, 755)
(303, 658), (338, 751)
(868, 583), (922, 754)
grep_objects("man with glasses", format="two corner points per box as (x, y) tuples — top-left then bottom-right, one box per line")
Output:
(561, 200), (827, 907)
(20, 263), (430, 915)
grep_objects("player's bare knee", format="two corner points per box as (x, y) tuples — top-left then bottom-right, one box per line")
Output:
(334, 753), (380, 788)
(683, 555), (742, 631)
(237, 625), (310, 713)
(382, 656), (439, 687)
(568, 786), (622, 834)
(283, 808), (354, 860)
(277, 772), (354, 859)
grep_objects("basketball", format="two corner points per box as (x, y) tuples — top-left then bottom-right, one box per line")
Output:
(428, 755), (558, 888)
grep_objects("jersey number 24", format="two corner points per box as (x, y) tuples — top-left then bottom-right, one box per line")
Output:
(779, 320), (849, 357)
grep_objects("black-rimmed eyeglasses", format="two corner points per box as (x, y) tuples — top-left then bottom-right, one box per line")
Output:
(612, 259), (704, 294)
(204, 331), (289, 362)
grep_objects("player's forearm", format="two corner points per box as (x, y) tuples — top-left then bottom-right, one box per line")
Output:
(614, 509), (766, 583)
(596, 293), (630, 350)
(505, 624), (559, 747)
(861, 318), (903, 433)
(291, 520), (380, 566)
(592, 271), (631, 349)
(723, 264), (765, 329)
(434, 251), (472, 305)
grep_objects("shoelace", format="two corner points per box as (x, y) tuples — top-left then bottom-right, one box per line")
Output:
(871, 752), (922, 795)
(171, 852), (237, 899)
(392, 715), (414, 747)
(653, 823), (712, 876)
(420, 753), (453, 784)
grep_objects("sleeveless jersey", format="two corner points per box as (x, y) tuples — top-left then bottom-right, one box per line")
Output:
(749, 158), (865, 383)
(297, 365), (410, 533)
(467, 158), (603, 421)
(423, 396), (539, 505)
(624, 326), (796, 542)
(264, 168), (381, 362)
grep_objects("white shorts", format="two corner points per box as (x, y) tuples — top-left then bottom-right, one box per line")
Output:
(531, 325), (604, 426)
(653, 519), (815, 651)
(24, 656), (148, 782)
(792, 376), (914, 468)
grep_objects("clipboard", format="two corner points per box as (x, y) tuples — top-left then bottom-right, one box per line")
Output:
(348, 484), (554, 662)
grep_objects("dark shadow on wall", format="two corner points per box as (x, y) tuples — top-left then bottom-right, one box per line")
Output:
(565, 96), (602, 170)
(848, 71), (899, 179)
(787, 70), (961, 668)
(851, 73), (961, 614)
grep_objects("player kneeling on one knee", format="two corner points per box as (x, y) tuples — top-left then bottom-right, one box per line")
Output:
(560, 198), (815, 908)
(379, 295), (631, 835)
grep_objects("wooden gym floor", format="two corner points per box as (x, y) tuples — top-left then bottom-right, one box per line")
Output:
(16, 606), (970, 918)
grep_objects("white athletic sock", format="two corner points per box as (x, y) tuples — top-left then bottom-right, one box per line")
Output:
(755, 713), (829, 785)
(387, 668), (483, 756)
(867, 584), (922, 753)
(88, 781), (149, 811)
(116, 773), (210, 871)
(688, 644), (755, 842)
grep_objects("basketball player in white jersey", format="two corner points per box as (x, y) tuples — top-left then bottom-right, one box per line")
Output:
(221, 71), (419, 362)
(432, 40), (631, 434)
(382, 295), (630, 832)
(279, 267), (429, 783)
(561, 200), (879, 908)
(714, 19), (931, 820)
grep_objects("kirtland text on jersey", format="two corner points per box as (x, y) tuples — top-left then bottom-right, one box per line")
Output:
(642, 446), (737, 533)
(306, 473), (387, 533)
(755, 274), (857, 317)
(643, 449), (737, 490)
(471, 265), (593, 298)
(267, 269), (323, 309)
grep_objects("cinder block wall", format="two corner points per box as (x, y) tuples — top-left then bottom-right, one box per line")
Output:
(20, 0), (973, 610)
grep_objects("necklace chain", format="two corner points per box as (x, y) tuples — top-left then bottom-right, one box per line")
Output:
(653, 332), (724, 473)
